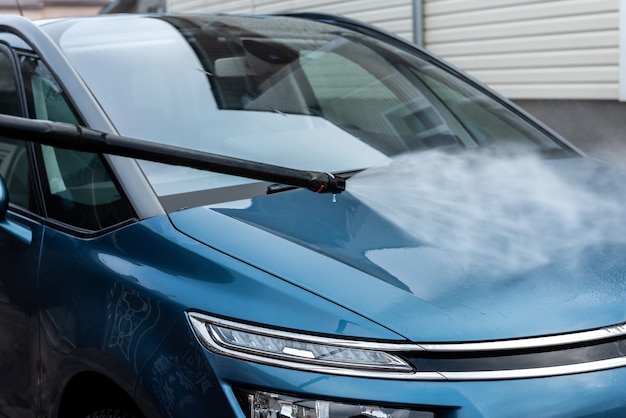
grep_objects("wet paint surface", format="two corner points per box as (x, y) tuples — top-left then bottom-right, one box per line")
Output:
(171, 153), (626, 342)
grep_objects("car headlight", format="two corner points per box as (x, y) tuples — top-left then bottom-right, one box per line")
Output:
(234, 388), (435, 418)
(187, 312), (414, 376)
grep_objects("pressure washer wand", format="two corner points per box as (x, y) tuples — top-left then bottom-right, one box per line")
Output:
(0, 114), (346, 194)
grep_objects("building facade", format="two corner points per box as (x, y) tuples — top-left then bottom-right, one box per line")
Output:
(423, 0), (626, 168)
(0, 0), (109, 19)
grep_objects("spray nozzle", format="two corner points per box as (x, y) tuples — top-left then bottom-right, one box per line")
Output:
(309, 172), (346, 194)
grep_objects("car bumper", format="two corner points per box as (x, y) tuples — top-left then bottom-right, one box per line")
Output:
(139, 320), (626, 418)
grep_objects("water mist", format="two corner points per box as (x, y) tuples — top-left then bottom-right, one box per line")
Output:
(346, 149), (626, 276)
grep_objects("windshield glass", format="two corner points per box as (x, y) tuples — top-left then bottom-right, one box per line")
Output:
(55, 15), (570, 197)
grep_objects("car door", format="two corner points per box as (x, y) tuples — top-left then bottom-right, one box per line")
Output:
(0, 44), (45, 417)
(0, 38), (139, 416)
(15, 48), (140, 417)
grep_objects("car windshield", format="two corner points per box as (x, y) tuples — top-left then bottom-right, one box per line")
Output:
(51, 15), (569, 197)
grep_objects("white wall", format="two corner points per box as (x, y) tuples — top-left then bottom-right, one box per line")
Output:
(424, 0), (620, 100)
(169, 0), (415, 41)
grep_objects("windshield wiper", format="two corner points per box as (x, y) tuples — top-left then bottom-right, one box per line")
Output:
(0, 114), (346, 194)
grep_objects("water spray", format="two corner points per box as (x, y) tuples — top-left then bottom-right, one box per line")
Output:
(347, 149), (626, 276)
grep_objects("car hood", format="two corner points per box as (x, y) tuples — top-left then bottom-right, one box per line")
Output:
(169, 154), (626, 343)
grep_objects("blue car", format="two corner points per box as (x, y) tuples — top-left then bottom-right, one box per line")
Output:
(1, 11), (626, 418)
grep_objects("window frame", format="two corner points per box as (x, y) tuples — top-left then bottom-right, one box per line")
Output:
(0, 36), (137, 236)
(0, 41), (46, 218)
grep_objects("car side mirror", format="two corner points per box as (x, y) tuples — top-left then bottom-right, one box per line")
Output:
(0, 174), (31, 246)
(0, 174), (8, 221)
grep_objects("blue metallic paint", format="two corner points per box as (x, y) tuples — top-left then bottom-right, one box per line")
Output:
(0, 210), (43, 416)
(34, 214), (411, 415)
(170, 158), (626, 343)
(144, 318), (626, 417)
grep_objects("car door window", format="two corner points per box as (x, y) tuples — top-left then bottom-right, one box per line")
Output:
(16, 54), (136, 231)
(0, 45), (20, 116)
(0, 45), (34, 211)
(0, 140), (29, 209)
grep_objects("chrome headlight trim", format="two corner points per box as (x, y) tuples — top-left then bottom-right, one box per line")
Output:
(187, 312), (626, 381)
(187, 312), (415, 377)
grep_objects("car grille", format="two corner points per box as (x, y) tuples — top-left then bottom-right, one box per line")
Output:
(398, 323), (626, 380)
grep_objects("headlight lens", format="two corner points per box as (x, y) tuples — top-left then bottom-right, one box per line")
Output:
(235, 389), (435, 418)
(187, 312), (413, 375)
